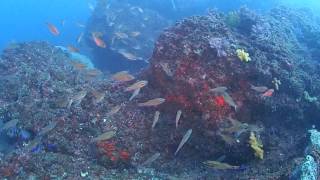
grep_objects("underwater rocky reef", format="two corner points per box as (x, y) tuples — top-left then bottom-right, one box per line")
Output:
(1, 5), (320, 179)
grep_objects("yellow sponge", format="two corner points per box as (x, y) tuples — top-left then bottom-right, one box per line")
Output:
(236, 49), (251, 62)
(249, 132), (264, 160)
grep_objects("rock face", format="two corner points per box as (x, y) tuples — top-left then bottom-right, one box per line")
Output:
(146, 7), (320, 129)
(140, 7), (320, 177)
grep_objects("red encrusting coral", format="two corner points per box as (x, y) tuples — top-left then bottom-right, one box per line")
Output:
(0, 166), (15, 177)
(214, 96), (226, 107)
(96, 141), (130, 163)
(119, 150), (130, 160)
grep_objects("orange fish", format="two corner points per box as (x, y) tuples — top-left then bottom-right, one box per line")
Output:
(261, 89), (274, 97)
(46, 22), (60, 36)
(85, 69), (102, 77)
(138, 98), (166, 107)
(70, 61), (87, 70)
(125, 80), (148, 92)
(92, 33), (106, 48)
(67, 45), (79, 53)
(112, 71), (135, 82)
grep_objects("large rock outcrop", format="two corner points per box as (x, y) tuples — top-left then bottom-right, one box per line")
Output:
(1, 7), (320, 179)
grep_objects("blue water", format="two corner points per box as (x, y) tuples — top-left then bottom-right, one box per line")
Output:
(1, 0), (320, 51)
(0, 0), (94, 50)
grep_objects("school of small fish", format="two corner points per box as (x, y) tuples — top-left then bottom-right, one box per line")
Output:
(40, 2), (279, 167)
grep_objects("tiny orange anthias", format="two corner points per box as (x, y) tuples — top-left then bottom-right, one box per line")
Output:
(46, 22), (60, 36)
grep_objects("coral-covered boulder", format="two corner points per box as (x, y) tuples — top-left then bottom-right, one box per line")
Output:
(146, 7), (320, 126)
(141, 7), (320, 166)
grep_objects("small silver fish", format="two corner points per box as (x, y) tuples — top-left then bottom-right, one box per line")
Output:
(203, 160), (240, 170)
(159, 62), (173, 77)
(107, 105), (121, 116)
(92, 130), (116, 142)
(175, 110), (182, 129)
(92, 91), (106, 104)
(141, 152), (161, 166)
(77, 32), (84, 44)
(222, 92), (237, 111)
(152, 111), (160, 130)
(129, 88), (140, 101)
(138, 98), (166, 107)
(69, 90), (87, 108)
(250, 84), (268, 93)
(38, 121), (57, 136)
(125, 80), (148, 92)
(174, 129), (192, 156)
(210, 87), (227, 95)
